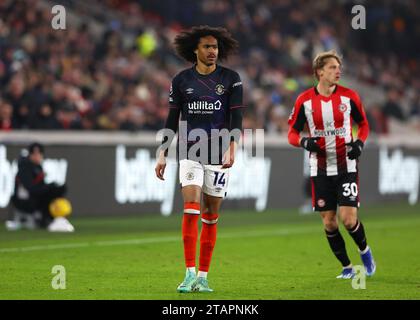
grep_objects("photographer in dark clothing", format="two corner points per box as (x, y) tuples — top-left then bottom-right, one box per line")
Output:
(9, 143), (67, 229)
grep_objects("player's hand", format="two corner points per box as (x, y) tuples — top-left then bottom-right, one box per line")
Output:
(155, 152), (167, 180)
(222, 143), (236, 168)
(222, 152), (234, 168)
(346, 140), (364, 160)
(300, 137), (321, 152)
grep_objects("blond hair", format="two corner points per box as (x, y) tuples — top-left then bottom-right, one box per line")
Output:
(312, 50), (342, 80)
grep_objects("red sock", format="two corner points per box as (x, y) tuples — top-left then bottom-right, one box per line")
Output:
(182, 202), (200, 268)
(199, 213), (219, 273)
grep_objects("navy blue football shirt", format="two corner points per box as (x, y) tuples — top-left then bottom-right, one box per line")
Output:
(167, 64), (243, 164)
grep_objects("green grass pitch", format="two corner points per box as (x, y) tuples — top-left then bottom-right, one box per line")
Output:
(0, 202), (419, 300)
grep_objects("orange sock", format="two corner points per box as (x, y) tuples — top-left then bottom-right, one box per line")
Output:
(199, 213), (219, 273)
(182, 202), (200, 268)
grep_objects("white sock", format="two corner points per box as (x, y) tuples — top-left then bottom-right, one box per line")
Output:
(198, 271), (207, 278)
(187, 267), (196, 274)
(343, 264), (353, 269)
(360, 246), (370, 254)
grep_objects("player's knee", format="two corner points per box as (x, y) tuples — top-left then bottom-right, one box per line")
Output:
(342, 216), (357, 230)
(182, 185), (202, 203)
(323, 218), (338, 231)
(183, 194), (200, 204)
(202, 201), (221, 215)
(203, 207), (220, 216)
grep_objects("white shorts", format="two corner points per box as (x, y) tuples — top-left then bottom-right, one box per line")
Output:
(179, 159), (229, 198)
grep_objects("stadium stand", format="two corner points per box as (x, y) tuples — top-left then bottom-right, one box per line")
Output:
(0, 0), (419, 134)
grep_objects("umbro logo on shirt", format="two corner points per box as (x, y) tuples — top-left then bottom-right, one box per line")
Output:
(186, 88), (194, 94)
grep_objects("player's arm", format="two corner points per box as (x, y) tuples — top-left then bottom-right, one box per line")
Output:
(350, 91), (369, 143)
(17, 162), (50, 196)
(155, 77), (182, 180)
(287, 100), (321, 152)
(347, 91), (370, 160)
(223, 73), (243, 169)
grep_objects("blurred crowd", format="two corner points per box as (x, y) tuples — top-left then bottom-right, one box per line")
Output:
(0, 0), (419, 134)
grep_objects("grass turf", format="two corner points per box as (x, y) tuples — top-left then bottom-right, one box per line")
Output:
(0, 202), (419, 300)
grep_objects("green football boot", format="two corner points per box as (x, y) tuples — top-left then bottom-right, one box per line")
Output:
(176, 270), (196, 293)
(191, 276), (214, 293)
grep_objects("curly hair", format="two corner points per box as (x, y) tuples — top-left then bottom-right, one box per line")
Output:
(174, 25), (239, 63)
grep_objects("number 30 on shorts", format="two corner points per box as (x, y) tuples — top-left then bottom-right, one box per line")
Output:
(342, 182), (358, 197)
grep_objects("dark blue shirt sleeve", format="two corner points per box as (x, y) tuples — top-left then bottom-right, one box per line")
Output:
(229, 72), (243, 143)
(229, 72), (243, 109)
(161, 75), (182, 155)
(166, 75), (182, 130)
(169, 75), (182, 109)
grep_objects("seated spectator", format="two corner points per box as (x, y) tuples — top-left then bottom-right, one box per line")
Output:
(30, 103), (61, 130)
(382, 88), (406, 122)
(0, 99), (15, 130)
(409, 93), (420, 131)
(367, 104), (389, 135)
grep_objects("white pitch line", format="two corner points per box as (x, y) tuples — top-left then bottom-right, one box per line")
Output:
(0, 226), (319, 253)
(0, 221), (407, 253)
(0, 218), (419, 254)
(0, 242), (90, 253)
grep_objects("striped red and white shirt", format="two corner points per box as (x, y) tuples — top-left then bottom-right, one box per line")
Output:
(288, 85), (369, 177)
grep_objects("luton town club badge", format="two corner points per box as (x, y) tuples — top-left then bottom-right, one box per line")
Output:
(215, 84), (225, 95)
